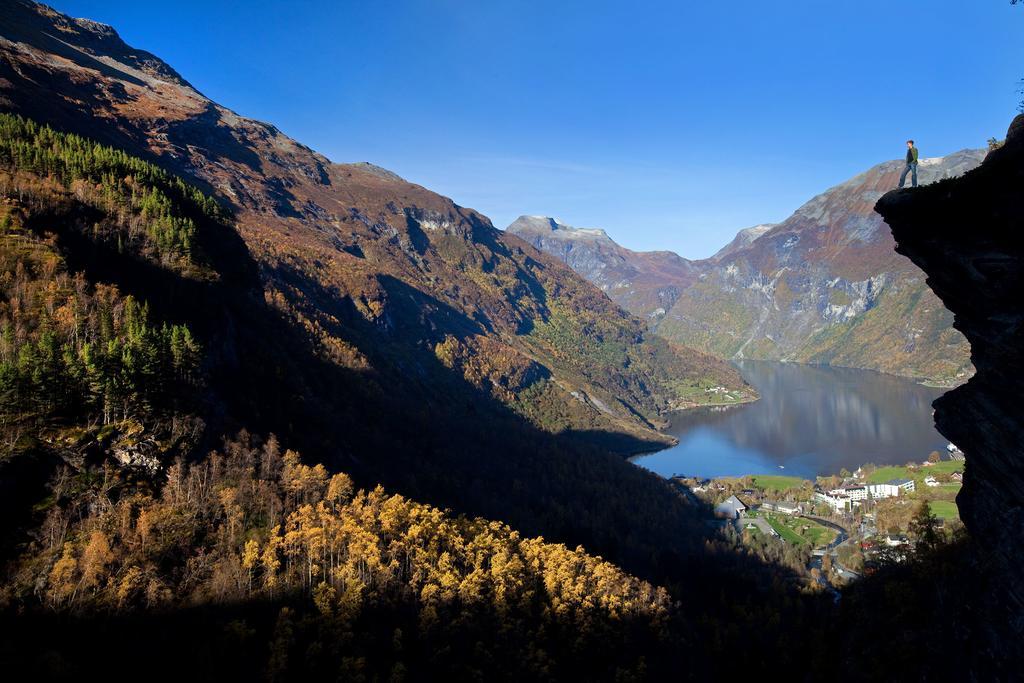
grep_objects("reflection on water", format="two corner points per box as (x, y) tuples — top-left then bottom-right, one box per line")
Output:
(632, 361), (950, 479)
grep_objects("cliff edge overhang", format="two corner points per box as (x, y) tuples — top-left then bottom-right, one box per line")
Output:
(876, 114), (1024, 623)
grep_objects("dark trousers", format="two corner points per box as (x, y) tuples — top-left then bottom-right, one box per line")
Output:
(899, 161), (918, 188)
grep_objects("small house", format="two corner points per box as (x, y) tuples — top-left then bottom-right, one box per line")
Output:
(884, 534), (910, 547)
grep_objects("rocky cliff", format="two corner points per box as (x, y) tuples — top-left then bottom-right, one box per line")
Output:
(876, 114), (1024, 633)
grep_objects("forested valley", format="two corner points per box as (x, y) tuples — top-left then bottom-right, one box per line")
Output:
(0, 114), (822, 679)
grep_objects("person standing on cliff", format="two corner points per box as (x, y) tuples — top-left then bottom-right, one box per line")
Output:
(899, 139), (919, 188)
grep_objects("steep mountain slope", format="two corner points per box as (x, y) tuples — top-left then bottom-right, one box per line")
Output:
(510, 152), (981, 385)
(0, 0), (753, 587)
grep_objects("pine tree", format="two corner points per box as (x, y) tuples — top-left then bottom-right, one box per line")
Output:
(909, 501), (942, 553)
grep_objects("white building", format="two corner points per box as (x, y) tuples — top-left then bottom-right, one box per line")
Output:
(866, 479), (916, 499)
(762, 500), (802, 515)
(814, 492), (850, 513)
(866, 483), (900, 499)
(924, 476), (939, 487)
(843, 486), (868, 501)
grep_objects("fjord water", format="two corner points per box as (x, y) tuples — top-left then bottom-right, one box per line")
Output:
(632, 361), (950, 479)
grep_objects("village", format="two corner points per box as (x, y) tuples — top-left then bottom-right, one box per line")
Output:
(674, 444), (966, 588)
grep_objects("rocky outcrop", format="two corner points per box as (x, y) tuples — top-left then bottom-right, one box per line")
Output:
(876, 114), (1024, 635)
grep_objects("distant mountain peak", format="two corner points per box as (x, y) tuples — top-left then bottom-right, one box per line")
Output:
(507, 215), (611, 240)
(507, 215), (698, 318)
(710, 223), (775, 262)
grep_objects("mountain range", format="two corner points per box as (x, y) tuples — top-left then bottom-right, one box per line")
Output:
(508, 150), (983, 385)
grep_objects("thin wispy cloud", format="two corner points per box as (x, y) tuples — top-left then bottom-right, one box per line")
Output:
(457, 156), (608, 176)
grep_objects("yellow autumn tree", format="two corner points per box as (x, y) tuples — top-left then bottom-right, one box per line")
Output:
(80, 529), (113, 592)
(47, 542), (78, 608)
(242, 538), (260, 594)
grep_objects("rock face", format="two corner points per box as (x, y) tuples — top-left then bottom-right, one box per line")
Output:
(876, 115), (1024, 632)
(510, 152), (984, 384)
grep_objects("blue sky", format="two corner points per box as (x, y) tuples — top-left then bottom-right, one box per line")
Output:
(50, 1), (1023, 258)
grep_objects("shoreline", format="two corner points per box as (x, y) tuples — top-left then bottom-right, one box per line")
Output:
(733, 357), (970, 391)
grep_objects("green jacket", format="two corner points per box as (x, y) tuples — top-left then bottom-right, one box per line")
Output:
(906, 147), (919, 164)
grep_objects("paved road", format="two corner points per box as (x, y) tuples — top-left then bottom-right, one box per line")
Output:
(802, 514), (864, 581)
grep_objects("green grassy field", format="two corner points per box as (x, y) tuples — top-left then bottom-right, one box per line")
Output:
(752, 475), (808, 491)
(799, 521), (837, 547)
(765, 516), (806, 544)
(763, 514), (837, 547)
(929, 500), (960, 519)
(925, 461), (965, 476)
(866, 466), (910, 483)
(666, 378), (754, 406)
(866, 460), (964, 485)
